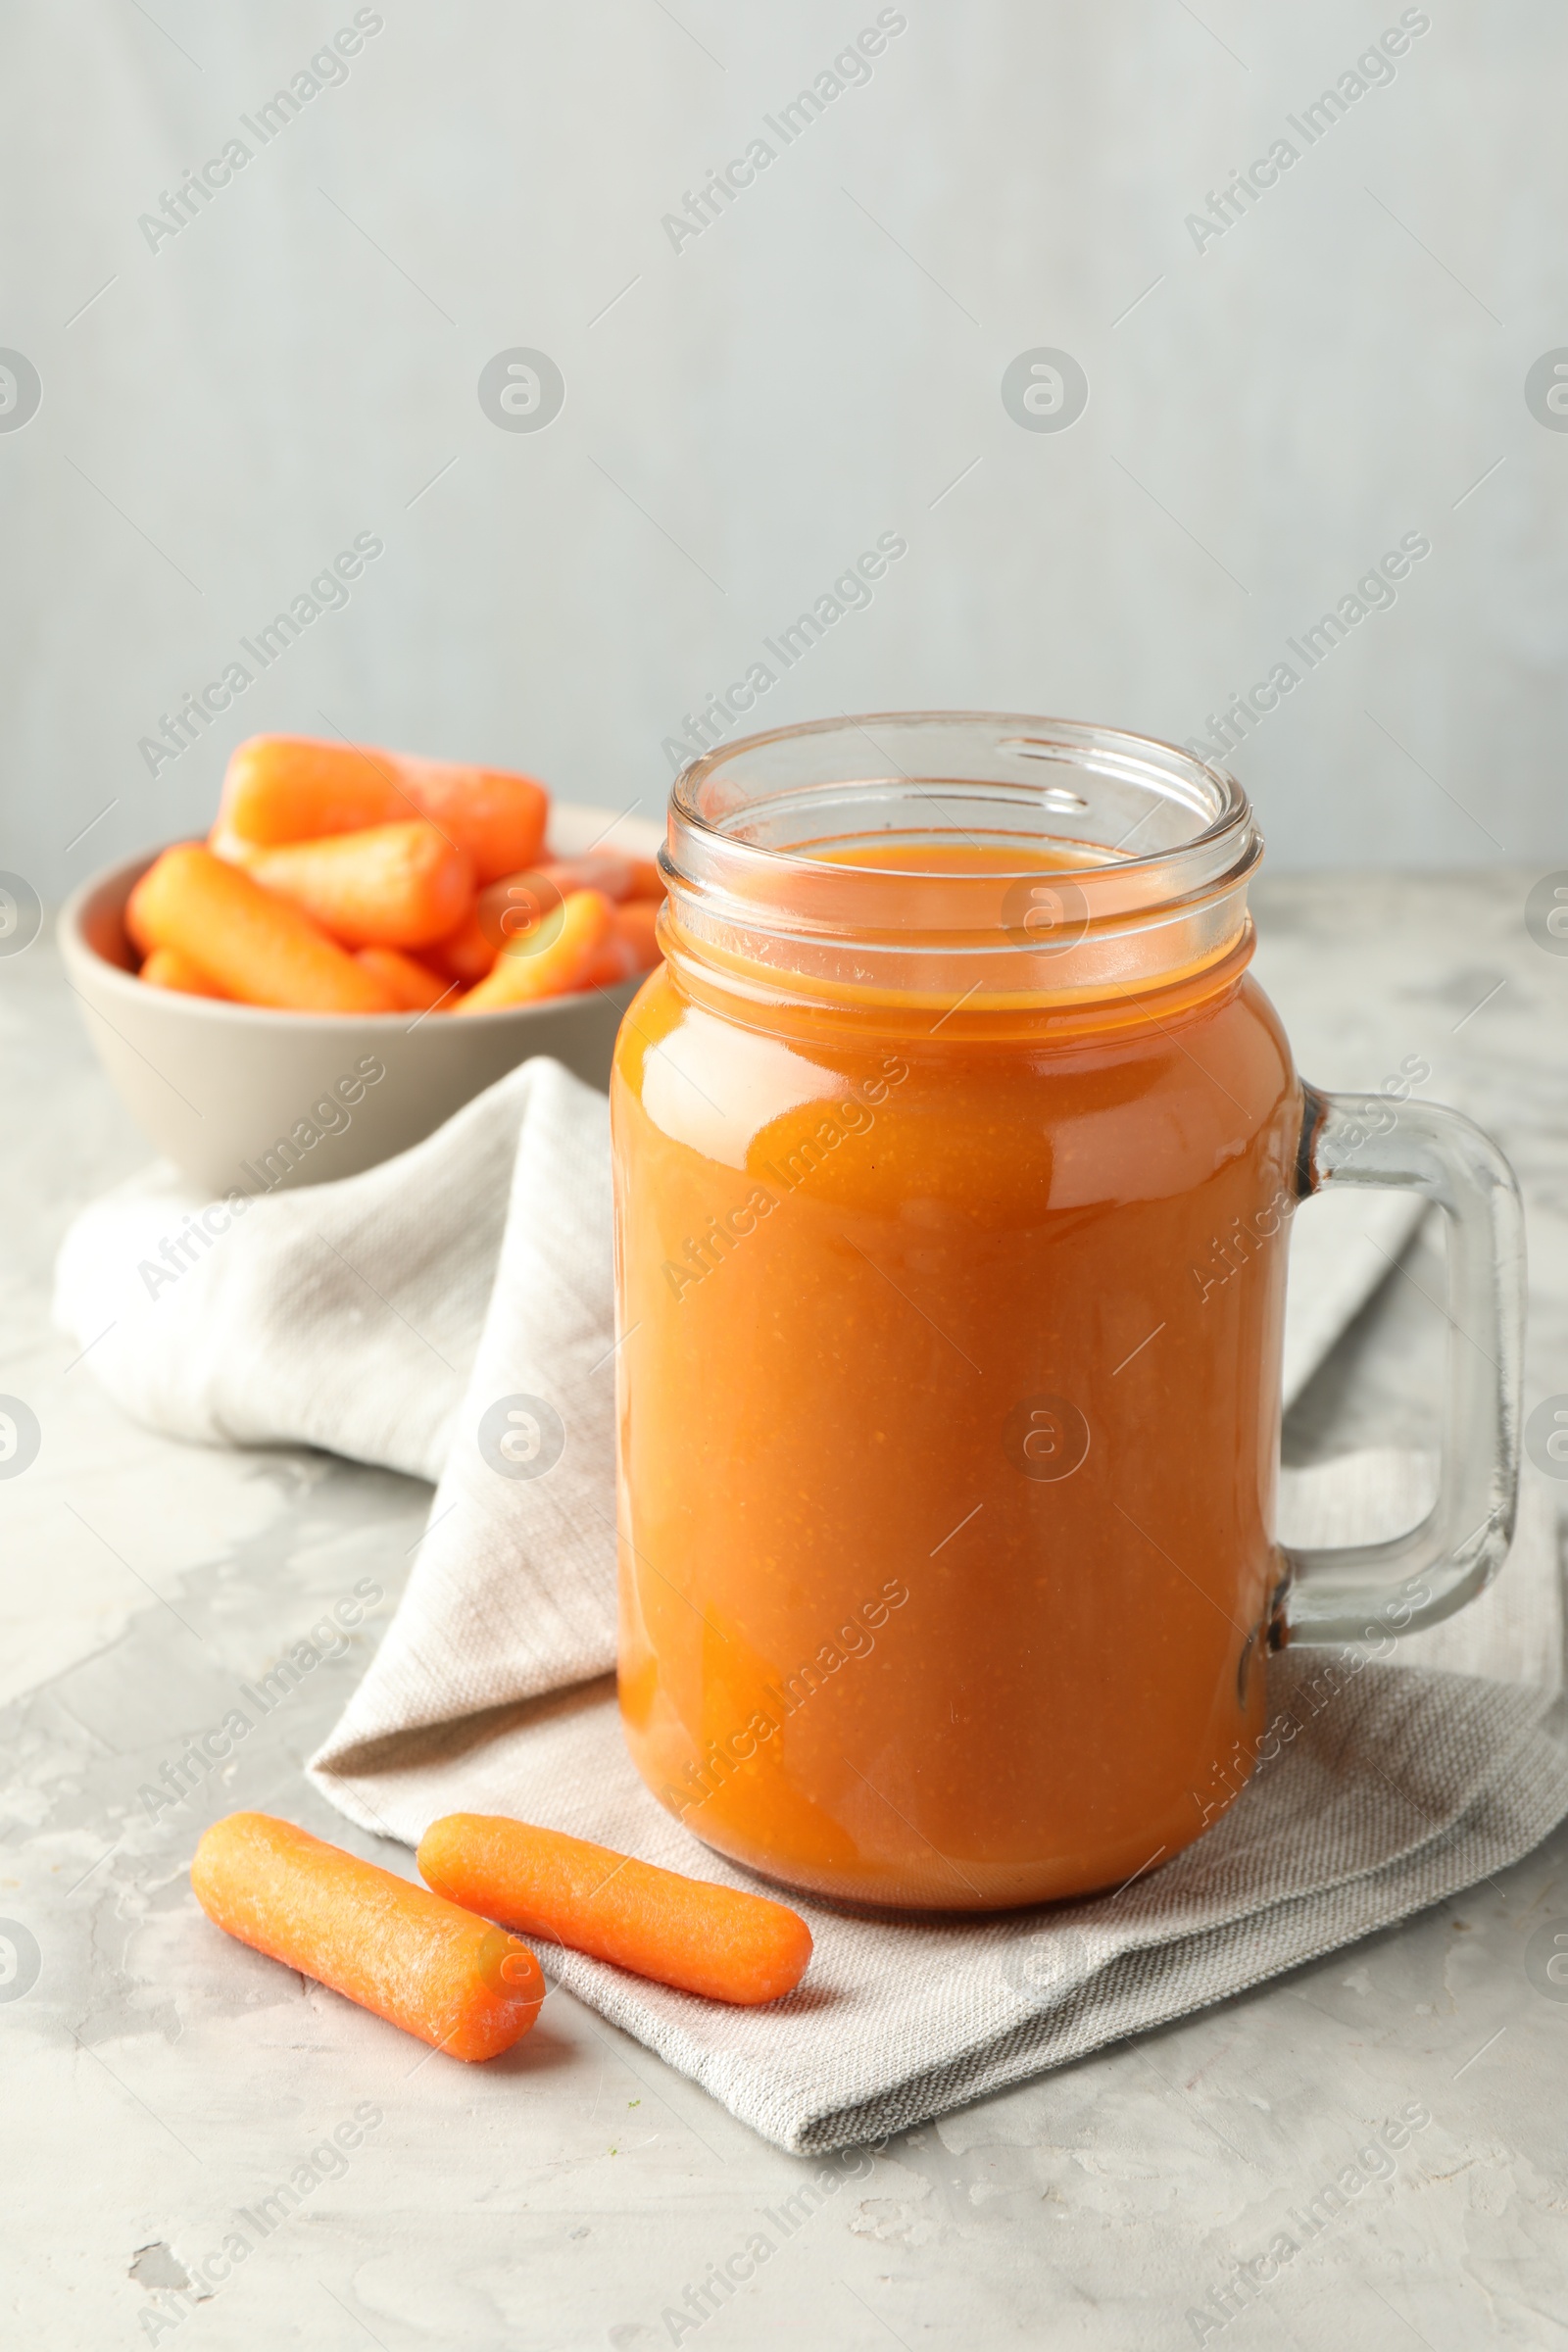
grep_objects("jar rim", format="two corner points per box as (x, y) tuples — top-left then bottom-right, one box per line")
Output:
(662, 710), (1262, 1007)
(670, 709), (1253, 881)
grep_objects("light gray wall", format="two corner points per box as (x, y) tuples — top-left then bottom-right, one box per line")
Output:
(3, 0), (1564, 905)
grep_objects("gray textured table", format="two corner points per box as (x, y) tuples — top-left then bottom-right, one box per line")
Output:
(4, 869), (1566, 2351)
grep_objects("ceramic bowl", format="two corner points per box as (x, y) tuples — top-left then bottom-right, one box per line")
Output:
(58, 802), (661, 1196)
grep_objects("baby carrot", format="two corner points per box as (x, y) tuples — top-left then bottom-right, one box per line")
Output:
(477, 854), (662, 931)
(237, 821), (473, 950)
(402, 753), (549, 884)
(417, 1815), (813, 2006)
(474, 869), (567, 959)
(534, 852), (635, 903)
(356, 945), (455, 1012)
(578, 901), (662, 990)
(205, 821), (263, 869)
(127, 844), (397, 1014)
(454, 888), (612, 1012)
(422, 906), (498, 987)
(192, 1813), (545, 2062)
(219, 737), (549, 882)
(139, 945), (230, 999)
(611, 899), (662, 971)
(578, 929), (640, 991)
(219, 737), (406, 844)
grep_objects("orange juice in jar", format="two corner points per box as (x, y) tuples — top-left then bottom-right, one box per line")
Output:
(611, 715), (1521, 1911)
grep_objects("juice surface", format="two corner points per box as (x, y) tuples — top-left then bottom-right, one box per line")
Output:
(611, 857), (1300, 1910)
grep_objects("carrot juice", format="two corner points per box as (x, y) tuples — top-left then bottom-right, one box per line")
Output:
(611, 715), (1299, 1910)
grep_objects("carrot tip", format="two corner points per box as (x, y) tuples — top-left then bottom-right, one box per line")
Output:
(192, 1811), (545, 2060)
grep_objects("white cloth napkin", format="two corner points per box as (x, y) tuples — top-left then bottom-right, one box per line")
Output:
(55, 1061), (1568, 2153)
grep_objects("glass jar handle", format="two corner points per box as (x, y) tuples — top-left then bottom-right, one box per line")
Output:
(1279, 1086), (1525, 1646)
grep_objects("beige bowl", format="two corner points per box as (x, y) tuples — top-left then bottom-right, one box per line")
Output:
(58, 804), (662, 1197)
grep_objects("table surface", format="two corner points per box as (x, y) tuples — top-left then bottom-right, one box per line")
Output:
(5, 869), (1567, 2352)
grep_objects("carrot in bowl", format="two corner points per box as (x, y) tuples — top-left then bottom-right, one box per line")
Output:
(356, 944), (455, 1012)
(417, 1814), (812, 2006)
(578, 929), (640, 991)
(192, 1813), (545, 2061)
(422, 905), (499, 988)
(402, 753), (548, 883)
(127, 844), (397, 1014)
(454, 888), (612, 1012)
(610, 899), (662, 970)
(578, 901), (663, 991)
(219, 736), (548, 882)
(475, 868), (567, 960)
(139, 945), (230, 999)
(233, 821), (473, 950)
(533, 851), (636, 902)
(478, 853), (660, 931)
(205, 822), (264, 869)
(218, 737), (408, 845)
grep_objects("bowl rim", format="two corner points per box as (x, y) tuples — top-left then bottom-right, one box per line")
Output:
(57, 840), (647, 1029)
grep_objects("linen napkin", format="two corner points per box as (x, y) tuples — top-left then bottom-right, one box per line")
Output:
(55, 1060), (1568, 2154)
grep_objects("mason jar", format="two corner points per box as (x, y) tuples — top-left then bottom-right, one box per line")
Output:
(610, 714), (1522, 1910)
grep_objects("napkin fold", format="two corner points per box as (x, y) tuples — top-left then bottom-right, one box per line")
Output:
(55, 1060), (1568, 2153)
